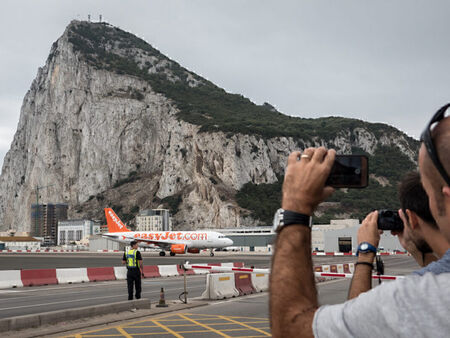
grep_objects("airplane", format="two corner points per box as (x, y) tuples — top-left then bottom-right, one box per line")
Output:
(102, 208), (234, 256)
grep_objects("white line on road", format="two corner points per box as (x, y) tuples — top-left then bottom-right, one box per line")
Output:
(0, 285), (206, 312)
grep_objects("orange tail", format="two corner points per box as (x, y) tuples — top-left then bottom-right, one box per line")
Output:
(104, 208), (131, 232)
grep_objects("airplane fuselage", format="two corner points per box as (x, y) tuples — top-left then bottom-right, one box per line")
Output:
(103, 230), (232, 250)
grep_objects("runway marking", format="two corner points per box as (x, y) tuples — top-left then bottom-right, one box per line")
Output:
(116, 327), (132, 338)
(178, 313), (230, 337)
(64, 313), (271, 337)
(218, 315), (271, 336)
(152, 319), (184, 338)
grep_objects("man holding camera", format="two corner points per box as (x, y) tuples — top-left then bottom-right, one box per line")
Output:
(270, 104), (450, 337)
(396, 171), (450, 273)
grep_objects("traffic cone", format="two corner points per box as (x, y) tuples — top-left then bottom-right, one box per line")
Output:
(156, 287), (168, 307)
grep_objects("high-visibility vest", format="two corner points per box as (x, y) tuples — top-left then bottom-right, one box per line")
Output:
(126, 249), (139, 268)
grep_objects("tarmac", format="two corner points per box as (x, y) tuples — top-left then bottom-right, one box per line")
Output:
(1, 299), (210, 337)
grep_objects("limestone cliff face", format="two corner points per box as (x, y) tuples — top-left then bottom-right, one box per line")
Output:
(0, 21), (418, 232)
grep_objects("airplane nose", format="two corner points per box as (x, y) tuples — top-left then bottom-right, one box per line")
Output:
(227, 238), (233, 246)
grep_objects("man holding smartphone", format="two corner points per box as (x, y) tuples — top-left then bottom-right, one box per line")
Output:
(270, 104), (450, 337)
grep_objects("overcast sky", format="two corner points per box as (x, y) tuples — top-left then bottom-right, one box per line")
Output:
(1, 0), (449, 168)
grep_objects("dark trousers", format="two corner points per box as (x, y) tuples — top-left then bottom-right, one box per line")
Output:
(127, 268), (142, 300)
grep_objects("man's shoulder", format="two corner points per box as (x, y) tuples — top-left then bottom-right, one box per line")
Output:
(314, 273), (450, 337)
(413, 250), (450, 276)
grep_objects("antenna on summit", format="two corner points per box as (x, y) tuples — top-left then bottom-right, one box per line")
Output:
(99, 14), (102, 22)
(88, 14), (91, 22)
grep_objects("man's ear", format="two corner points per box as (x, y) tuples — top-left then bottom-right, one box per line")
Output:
(443, 186), (450, 212)
(405, 209), (419, 229)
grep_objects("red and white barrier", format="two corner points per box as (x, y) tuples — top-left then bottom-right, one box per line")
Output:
(56, 268), (89, 284)
(314, 272), (404, 280)
(158, 265), (179, 277)
(312, 252), (407, 256)
(202, 273), (239, 299)
(252, 273), (269, 292)
(0, 250), (83, 253)
(0, 270), (23, 288)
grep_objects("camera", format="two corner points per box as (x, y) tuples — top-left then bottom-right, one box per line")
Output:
(377, 210), (404, 231)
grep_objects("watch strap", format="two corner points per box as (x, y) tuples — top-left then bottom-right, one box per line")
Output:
(282, 210), (312, 227)
(356, 242), (377, 256)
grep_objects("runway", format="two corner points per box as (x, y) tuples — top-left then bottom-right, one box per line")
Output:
(0, 252), (418, 274)
(0, 254), (419, 321)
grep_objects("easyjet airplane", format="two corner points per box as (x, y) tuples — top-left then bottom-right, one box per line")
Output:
(102, 208), (234, 256)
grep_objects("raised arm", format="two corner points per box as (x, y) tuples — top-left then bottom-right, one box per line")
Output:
(348, 211), (379, 299)
(270, 147), (335, 337)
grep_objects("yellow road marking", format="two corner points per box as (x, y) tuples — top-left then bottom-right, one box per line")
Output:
(152, 319), (184, 338)
(208, 321), (267, 325)
(116, 327), (132, 338)
(122, 325), (159, 328)
(182, 313), (269, 320)
(80, 329), (123, 337)
(219, 315), (271, 336)
(178, 313), (231, 337)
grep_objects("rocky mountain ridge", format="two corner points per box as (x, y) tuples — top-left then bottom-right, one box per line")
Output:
(0, 21), (418, 232)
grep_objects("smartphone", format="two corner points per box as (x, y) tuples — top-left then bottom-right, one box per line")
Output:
(325, 155), (368, 188)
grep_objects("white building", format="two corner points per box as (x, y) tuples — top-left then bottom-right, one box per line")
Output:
(136, 209), (172, 231)
(311, 219), (360, 251)
(311, 219), (404, 252)
(58, 220), (100, 245)
(0, 236), (41, 250)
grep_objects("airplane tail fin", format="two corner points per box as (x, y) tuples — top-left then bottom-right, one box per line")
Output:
(104, 208), (131, 232)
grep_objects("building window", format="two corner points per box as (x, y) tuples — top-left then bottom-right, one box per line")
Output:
(76, 230), (83, 241)
(60, 231), (66, 245)
(68, 230), (74, 241)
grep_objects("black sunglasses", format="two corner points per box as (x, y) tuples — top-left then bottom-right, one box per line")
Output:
(420, 103), (450, 186)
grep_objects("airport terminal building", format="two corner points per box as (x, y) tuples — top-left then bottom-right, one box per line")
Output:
(92, 219), (405, 253)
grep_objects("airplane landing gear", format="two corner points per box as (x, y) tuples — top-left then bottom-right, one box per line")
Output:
(170, 252), (176, 256)
(210, 250), (215, 257)
(159, 251), (166, 256)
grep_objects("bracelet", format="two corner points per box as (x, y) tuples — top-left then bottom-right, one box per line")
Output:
(355, 261), (374, 269)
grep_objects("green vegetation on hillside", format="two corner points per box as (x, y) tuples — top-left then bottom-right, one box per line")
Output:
(67, 22), (419, 146)
(236, 176), (402, 226)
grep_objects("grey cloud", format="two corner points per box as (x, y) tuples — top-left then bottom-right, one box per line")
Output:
(1, 0), (450, 168)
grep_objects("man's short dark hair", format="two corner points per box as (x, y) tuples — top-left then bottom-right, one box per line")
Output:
(398, 171), (437, 228)
(130, 240), (138, 246)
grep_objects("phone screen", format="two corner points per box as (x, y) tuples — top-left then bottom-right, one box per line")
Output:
(325, 155), (368, 188)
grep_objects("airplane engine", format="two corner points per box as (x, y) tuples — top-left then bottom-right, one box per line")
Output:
(170, 244), (187, 254)
(187, 248), (200, 254)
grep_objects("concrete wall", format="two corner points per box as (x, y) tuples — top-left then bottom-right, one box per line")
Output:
(88, 236), (124, 251)
(227, 234), (275, 247)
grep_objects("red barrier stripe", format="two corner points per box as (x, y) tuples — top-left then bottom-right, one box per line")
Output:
(232, 268), (253, 272)
(87, 267), (115, 282)
(191, 265), (212, 270)
(143, 265), (161, 278)
(321, 273), (346, 278)
(234, 273), (255, 295)
(21, 269), (58, 287)
(371, 275), (397, 280)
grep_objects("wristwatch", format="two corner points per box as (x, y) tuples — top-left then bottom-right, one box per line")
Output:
(272, 208), (312, 233)
(356, 242), (377, 256)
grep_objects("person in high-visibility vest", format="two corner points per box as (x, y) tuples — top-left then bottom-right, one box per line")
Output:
(122, 240), (143, 300)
